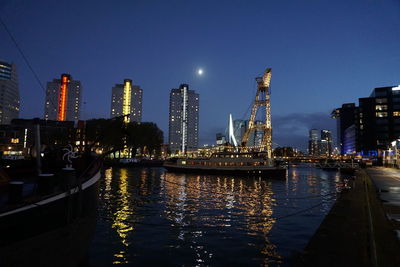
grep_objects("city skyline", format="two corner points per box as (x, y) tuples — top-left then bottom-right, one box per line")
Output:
(0, 0), (399, 151)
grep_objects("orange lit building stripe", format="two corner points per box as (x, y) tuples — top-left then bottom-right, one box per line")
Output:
(58, 75), (68, 121)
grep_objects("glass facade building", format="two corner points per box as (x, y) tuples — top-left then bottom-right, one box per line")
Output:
(333, 86), (400, 155)
(0, 61), (20, 124)
(308, 129), (319, 156)
(320, 129), (333, 156)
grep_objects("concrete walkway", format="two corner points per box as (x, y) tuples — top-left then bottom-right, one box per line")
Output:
(366, 167), (400, 240)
(297, 168), (400, 267)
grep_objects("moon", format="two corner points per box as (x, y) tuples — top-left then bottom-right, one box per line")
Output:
(197, 68), (203, 76)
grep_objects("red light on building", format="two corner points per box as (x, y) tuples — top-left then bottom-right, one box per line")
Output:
(58, 74), (69, 121)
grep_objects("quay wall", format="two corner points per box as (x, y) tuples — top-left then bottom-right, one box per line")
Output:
(297, 169), (400, 267)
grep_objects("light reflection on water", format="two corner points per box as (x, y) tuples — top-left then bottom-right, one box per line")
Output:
(91, 166), (345, 266)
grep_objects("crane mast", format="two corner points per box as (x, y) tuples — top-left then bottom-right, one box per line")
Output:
(241, 68), (272, 158)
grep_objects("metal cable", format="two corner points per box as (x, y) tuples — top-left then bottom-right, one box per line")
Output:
(0, 14), (58, 112)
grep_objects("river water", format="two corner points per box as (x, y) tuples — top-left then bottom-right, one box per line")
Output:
(89, 166), (346, 266)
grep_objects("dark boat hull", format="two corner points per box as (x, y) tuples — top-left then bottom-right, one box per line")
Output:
(164, 165), (287, 179)
(0, 171), (101, 267)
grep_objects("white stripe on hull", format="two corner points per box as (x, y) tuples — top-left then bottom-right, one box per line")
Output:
(0, 171), (101, 218)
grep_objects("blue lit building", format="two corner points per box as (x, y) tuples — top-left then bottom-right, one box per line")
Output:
(333, 85), (400, 156)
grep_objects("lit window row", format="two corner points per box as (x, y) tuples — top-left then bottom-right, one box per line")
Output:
(376, 105), (388, 111)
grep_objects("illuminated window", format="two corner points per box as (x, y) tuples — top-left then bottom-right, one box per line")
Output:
(376, 112), (388, 117)
(394, 112), (400, 117)
(375, 105), (388, 111)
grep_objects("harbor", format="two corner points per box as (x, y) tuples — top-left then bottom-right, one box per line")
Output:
(1, 1), (399, 266)
(299, 168), (400, 267)
(89, 165), (346, 266)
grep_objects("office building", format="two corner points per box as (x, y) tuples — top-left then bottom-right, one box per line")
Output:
(168, 84), (199, 153)
(110, 79), (143, 123)
(359, 86), (400, 153)
(0, 119), (75, 158)
(308, 129), (319, 155)
(253, 121), (264, 147)
(0, 60), (20, 124)
(343, 125), (357, 155)
(216, 133), (226, 145)
(333, 85), (400, 156)
(44, 74), (81, 122)
(320, 130), (333, 156)
(331, 103), (358, 155)
(233, 119), (248, 144)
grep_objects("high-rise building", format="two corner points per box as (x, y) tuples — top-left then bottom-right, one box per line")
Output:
(320, 130), (333, 156)
(331, 103), (358, 154)
(0, 60), (20, 124)
(333, 86), (400, 156)
(343, 125), (357, 155)
(44, 74), (81, 122)
(216, 133), (226, 145)
(233, 119), (248, 144)
(308, 129), (319, 155)
(110, 79), (143, 123)
(359, 86), (400, 153)
(253, 121), (264, 147)
(168, 84), (199, 153)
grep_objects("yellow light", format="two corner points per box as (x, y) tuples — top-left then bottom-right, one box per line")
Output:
(123, 80), (132, 123)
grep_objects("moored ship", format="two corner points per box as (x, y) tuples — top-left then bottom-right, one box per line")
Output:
(164, 152), (287, 178)
(0, 147), (102, 267)
(165, 68), (285, 179)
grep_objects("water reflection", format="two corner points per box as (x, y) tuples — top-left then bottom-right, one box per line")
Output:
(111, 169), (133, 264)
(91, 166), (344, 266)
(161, 172), (280, 264)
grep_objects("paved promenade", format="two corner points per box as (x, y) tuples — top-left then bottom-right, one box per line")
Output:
(298, 168), (400, 267)
(366, 167), (400, 240)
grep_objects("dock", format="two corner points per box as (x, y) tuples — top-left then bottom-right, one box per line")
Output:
(297, 168), (400, 267)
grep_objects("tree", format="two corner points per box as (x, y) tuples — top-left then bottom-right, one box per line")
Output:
(85, 119), (164, 158)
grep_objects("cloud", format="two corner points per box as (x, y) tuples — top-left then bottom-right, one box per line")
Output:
(198, 111), (336, 152)
(199, 126), (225, 146)
(272, 111), (336, 151)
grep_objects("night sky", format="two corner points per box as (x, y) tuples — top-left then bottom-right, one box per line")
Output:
(1, 0), (399, 151)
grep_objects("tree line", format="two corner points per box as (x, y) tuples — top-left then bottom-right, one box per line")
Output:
(85, 118), (164, 158)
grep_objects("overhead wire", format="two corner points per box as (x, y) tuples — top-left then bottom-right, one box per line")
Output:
(0, 14), (59, 113)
